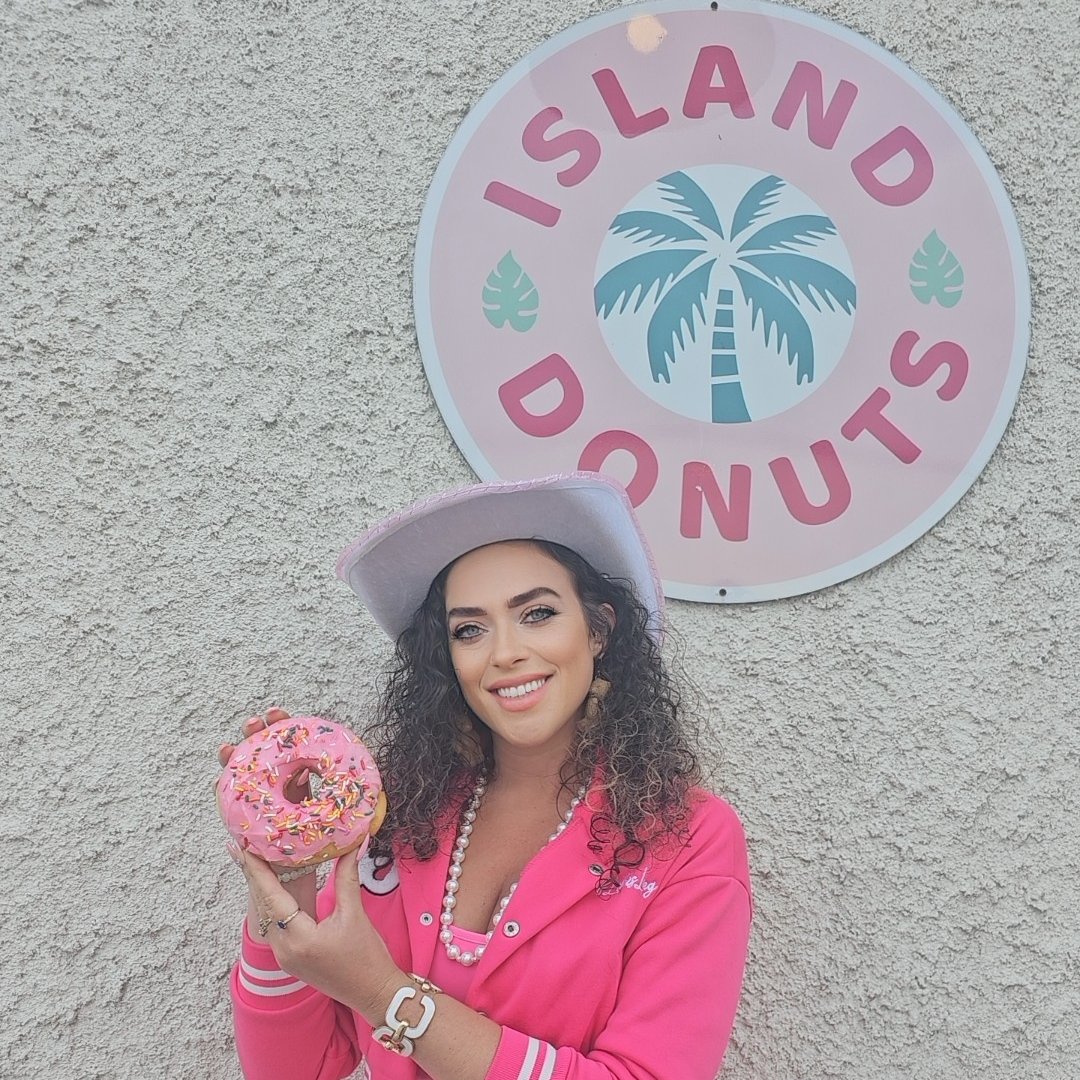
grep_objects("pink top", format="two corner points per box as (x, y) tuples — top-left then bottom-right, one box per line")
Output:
(231, 788), (751, 1080)
(416, 931), (484, 1080)
(426, 927), (484, 1003)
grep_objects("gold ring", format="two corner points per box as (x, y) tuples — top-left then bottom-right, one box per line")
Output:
(276, 907), (302, 930)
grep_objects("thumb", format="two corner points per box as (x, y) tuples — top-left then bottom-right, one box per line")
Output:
(333, 834), (371, 911)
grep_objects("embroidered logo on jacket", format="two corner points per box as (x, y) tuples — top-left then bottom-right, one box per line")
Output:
(620, 864), (658, 899)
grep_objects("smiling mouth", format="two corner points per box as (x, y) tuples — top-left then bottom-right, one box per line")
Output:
(494, 677), (549, 699)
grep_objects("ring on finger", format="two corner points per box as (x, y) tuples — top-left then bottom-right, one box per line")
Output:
(276, 907), (302, 931)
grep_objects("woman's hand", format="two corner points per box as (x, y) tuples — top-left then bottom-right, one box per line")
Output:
(220, 707), (318, 928)
(217, 707), (288, 768)
(231, 838), (401, 1022)
(220, 707), (400, 1016)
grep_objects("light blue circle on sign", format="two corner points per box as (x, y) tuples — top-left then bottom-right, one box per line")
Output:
(594, 164), (857, 424)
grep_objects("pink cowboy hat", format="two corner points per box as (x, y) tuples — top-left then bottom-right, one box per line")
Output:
(336, 472), (663, 641)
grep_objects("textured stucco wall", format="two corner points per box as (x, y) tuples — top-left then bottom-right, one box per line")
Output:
(3, 1), (1077, 1078)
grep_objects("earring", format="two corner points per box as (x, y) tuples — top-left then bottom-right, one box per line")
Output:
(583, 676), (611, 726)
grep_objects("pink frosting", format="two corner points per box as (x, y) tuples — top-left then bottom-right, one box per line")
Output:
(217, 716), (382, 866)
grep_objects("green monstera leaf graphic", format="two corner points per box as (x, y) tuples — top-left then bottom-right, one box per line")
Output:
(909, 230), (964, 308)
(482, 251), (539, 331)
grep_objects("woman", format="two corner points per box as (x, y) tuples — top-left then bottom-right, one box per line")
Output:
(221, 473), (751, 1080)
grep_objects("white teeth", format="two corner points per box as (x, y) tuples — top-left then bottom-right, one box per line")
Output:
(496, 678), (546, 699)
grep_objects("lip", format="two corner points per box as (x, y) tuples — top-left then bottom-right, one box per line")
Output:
(487, 674), (551, 711)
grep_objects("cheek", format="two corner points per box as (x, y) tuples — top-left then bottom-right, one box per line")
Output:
(451, 653), (484, 694)
(450, 655), (469, 680)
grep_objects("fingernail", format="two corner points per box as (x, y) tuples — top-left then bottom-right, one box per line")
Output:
(225, 840), (244, 867)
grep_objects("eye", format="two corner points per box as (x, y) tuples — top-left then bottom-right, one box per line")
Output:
(450, 622), (484, 642)
(522, 605), (557, 624)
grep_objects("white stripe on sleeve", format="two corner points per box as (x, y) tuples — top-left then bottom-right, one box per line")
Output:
(517, 1038), (540, 1080)
(536, 1042), (556, 1080)
(238, 971), (308, 997)
(240, 957), (294, 981)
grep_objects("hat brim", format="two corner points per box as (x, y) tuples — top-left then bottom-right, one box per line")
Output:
(336, 472), (664, 641)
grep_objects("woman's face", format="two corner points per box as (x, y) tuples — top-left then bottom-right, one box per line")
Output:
(444, 540), (604, 761)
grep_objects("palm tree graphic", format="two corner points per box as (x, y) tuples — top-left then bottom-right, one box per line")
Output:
(595, 171), (857, 423)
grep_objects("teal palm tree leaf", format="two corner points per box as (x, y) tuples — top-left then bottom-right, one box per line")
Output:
(733, 265), (815, 384)
(482, 251), (539, 331)
(646, 261), (714, 384)
(594, 249), (701, 317)
(610, 211), (707, 246)
(739, 252), (856, 314)
(909, 230), (964, 307)
(730, 175), (785, 240)
(657, 172), (725, 238)
(737, 215), (837, 253)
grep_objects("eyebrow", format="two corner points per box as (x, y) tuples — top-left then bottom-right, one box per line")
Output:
(446, 586), (562, 621)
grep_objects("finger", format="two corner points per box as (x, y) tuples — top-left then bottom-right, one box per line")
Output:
(225, 840), (245, 868)
(243, 854), (317, 936)
(242, 855), (291, 915)
(242, 715), (266, 737)
(240, 850), (280, 891)
(266, 706), (290, 723)
(218, 742), (237, 767)
(283, 769), (311, 803)
(333, 835), (370, 912)
(270, 904), (314, 937)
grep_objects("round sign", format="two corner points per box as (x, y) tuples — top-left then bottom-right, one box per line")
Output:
(414, 1), (1029, 602)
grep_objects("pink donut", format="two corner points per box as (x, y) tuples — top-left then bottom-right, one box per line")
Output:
(217, 716), (385, 867)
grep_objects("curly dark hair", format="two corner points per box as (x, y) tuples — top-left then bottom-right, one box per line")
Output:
(366, 540), (702, 893)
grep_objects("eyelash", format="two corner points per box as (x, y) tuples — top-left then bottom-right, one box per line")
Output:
(449, 605), (558, 642)
(523, 605), (557, 624)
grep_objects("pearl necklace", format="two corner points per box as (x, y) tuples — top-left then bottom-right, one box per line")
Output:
(438, 775), (585, 966)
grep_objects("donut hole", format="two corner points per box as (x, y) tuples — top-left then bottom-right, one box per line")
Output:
(282, 760), (325, 804)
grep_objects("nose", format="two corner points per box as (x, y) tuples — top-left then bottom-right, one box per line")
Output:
(489, 621), (528, 668)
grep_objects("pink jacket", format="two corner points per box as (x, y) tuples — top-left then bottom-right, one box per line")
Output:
(231, 789), (751, 1080)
